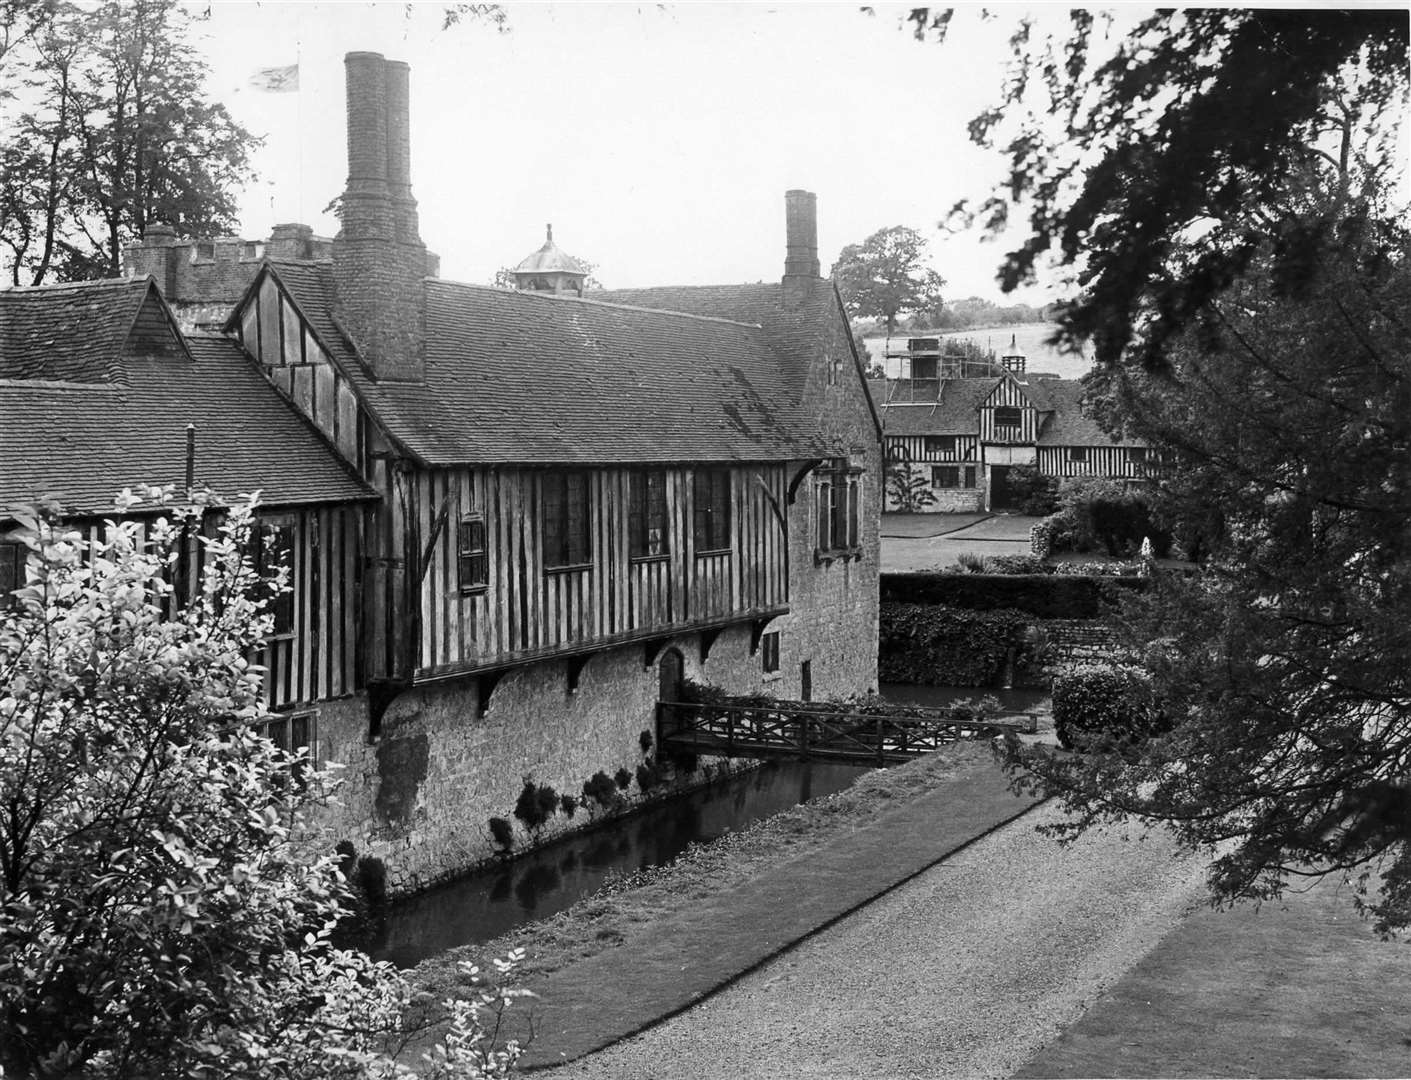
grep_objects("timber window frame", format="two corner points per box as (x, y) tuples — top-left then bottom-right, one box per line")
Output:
(629, 469), (670, 560)
(924, 435), (957, 456)
(993, 405), (1023, 431)
(0, 539), (24, 610)
(252, 709), (316, 786)
(1069, 446), (1088, 462)
(542, 470), (592, 570)
(458, 513), (488, 592)
(761, 630), (780, 674)
(254, 514), (297, 637)
(932, 465), (977, 489)
(692, 468), (732, 554)
(815, 458), (863, 560)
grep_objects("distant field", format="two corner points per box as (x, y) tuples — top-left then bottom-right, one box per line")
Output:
(864, 323), (1093, 381)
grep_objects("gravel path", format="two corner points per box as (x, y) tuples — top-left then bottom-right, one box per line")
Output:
(541, 803), (1210, 1080)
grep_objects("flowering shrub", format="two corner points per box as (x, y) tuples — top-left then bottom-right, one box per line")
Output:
(0, 490), (527, 1078)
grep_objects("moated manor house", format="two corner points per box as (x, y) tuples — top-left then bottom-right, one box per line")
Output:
(0, 54), (882, 891)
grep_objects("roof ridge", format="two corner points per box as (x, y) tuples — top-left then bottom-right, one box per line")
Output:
(1, 276), (149, 295)
(427, 278), (766, 330)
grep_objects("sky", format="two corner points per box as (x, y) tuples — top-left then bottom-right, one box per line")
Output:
(196, 2), (1106, 304)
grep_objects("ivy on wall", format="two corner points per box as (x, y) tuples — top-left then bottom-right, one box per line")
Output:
(878, 603), (1032, 686)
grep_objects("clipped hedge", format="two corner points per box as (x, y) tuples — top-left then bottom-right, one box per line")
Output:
(880, 572), (1148, 619)
(878, 603), (1029, 686)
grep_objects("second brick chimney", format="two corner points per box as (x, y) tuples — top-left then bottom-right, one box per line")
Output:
(782, 189), (820, 309)
(333, 51), (428, 382)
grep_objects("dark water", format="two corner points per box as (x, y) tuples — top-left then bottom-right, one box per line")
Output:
(372, 759), (869, 968)
(879, 683), (1051, 714)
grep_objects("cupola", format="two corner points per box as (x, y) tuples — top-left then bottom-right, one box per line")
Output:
(512, 225), (589, 296)
(1000, 334), (1027, 376)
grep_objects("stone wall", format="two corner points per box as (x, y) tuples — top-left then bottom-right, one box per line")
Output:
(314, 626), (782, 895)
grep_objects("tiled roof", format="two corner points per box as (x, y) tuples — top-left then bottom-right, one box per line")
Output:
(0, 278), (154, 382)
(267, 266), (837, 466)
(870, 378), (998, 436)
(1, 326), (375, 515)
(1033, 379), (1143, 446)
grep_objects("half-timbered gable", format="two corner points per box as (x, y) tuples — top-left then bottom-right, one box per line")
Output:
(873, 348), (1150, 511)
(0, 280), (375, 714)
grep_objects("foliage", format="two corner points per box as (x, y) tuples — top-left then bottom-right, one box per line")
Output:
(0, 490), (526, 1077)
(613, 767), (633, 791)
(953, 552), (985, 574)
(831, 225), (946, 334)
(487, 816), (513, 852)
(922, 7), (1407, 371)
(1004, 465), (1058, 516)
(582, 771), (617, 809)
(884, 457), (936, 514)
(1044, 477), (1169, 558)
(1051, 663), (1164, 752)
(914, 6), (1411, 927)
(983, 554), (1050, 575)
(877, 603), (1028, 687)
(880, 572), (1146, 620)
(558, 794), (577, 819)
(0, 0), (258, 284)
(1002, 226), (1411, 932)
(512, 779), (558, 835)
(634, 761), (663, 793)
(925, 295), (1049, 332)
(638, 729), (653, 755)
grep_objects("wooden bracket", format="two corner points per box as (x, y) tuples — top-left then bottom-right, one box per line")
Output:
(786, 459), (824, 505)
(567, 655), (590, 694)
(700, 627), (723, 663)
(749, 617), (774, 656)
(643, 638), (670, 669)
(477, 670), (508, 718)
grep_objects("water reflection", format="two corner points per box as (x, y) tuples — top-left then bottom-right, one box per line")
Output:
(372, 760), (868, 968)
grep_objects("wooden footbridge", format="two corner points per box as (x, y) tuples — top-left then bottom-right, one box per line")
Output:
(656, 699), (1039, 766)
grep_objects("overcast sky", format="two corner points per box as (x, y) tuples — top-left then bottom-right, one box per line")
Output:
(199, 3), (1132, 303)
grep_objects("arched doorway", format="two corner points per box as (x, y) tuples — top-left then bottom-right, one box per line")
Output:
(658, 648), (685, 739)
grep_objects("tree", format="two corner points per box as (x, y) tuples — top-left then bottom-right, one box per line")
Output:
(830, 225), (946, 335)
(918, 7), (1407, 371)
(903, 7), (1411, 928)
(0, 489), (528, 1076)
(0, 0), (258, 284)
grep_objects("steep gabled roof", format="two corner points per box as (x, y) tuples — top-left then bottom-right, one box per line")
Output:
(869, 377), (998, 436)
(1032, 378), (1144, 446)
(260, 265), (837, 466)
(0, 277), (187, 383)
(1, 325), (375, 515)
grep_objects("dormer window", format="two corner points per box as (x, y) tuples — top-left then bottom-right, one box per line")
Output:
(193, 241), (215, 261)
(994, 406), (1022, 428)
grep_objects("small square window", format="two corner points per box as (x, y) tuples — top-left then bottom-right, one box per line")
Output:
(993, 406), (1023, 429)
(924, 435), (957, 456)
(761, 631), (780, 673)
(1069, 446), (1088, 462)
(1131, 447), (1148, 463)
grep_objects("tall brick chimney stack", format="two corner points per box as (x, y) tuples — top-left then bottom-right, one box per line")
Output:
(782, 189), (820, 309)
(333, 51), (427, 382)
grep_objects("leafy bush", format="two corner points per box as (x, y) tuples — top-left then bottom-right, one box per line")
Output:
(638, 729), (654, 755)
(1052, 663), (1165, 751)
(878, 603), (1028, 685)
(954, 551), (986, 573)
(984, 553), (1051, 575)
(513, 779), (556, 834)
(614, 767), (634, 791)
(559, 794), (578, 818)
(488, 816), (514, 851)
(635, 761), (664, 792)
(1049, 477), (1173, 558)
(582, 771), (617, 809)
(1006, 465), (1060, 515)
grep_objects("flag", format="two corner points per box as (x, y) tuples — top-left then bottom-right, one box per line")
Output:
(248, 64), (299, 93)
